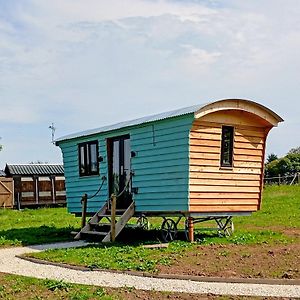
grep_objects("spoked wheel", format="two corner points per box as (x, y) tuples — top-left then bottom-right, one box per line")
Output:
(136, 215), (150, 230)
(224, 219), (234, 237)
(184, 218), (190, 241)
(161, 218), (178, 242)
(216, 218), (234, 237)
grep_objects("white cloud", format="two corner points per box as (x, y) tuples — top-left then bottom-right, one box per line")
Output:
(0, 0), (300, 163)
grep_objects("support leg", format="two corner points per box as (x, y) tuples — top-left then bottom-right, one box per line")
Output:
(188, 217), (194, 242)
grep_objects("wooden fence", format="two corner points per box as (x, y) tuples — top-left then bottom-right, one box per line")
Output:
(264, 173), (299, 185)
(1, 175), (66, 209)
(14, 176), (66, 208)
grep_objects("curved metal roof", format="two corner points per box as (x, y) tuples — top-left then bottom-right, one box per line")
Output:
(56, 103), (204, 143)
(56, 98), (283, 143)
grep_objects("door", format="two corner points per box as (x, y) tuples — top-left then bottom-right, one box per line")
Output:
(108, 135), (132, 208)
(0, 178), (13, 208)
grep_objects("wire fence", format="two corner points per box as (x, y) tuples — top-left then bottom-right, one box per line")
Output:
(264, 173), (299, 185)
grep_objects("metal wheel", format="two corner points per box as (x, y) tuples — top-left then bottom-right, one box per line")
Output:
(161, 218), (177, 242)
(136, 215), (150, 230)
(224, 219), (234, 237)
(216, 218), (234, 237)
(184, 218), (189, 241)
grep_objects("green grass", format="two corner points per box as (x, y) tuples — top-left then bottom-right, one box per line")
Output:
(0, 272), (229, 299)
(29, 241), (193, 273)
(234, 184), (300, 228)
(26, 185), (300, 272)
(0, 207), (80, 247)
(0, 273), (116, 299)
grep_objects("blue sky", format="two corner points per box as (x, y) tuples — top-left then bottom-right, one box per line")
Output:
(0, 0), (299, 166)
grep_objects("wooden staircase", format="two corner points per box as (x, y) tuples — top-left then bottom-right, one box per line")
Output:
(74, 200), (135, 242)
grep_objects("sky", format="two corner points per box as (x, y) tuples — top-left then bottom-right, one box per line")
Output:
(0, 0), (299, 166)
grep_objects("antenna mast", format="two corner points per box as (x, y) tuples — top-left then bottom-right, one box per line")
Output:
(49, 123), (56, 144)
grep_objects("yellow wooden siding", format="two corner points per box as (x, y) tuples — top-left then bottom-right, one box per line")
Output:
(189, 110), (268, 213)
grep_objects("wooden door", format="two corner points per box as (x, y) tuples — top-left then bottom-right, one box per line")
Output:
(0, 178), (13, 208)
(108, 135), (132, 208)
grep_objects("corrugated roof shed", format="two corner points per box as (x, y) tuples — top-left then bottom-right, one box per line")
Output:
(56, 104), (205, 143)
(5, 164), (64, 176)
(0, 170), (5, 177)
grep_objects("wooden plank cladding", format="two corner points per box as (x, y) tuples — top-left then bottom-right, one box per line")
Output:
(189, 205), (259, 212)
(189, 110), (268, 213)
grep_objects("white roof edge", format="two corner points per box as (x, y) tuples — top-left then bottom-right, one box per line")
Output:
(194, 98), (284, 124)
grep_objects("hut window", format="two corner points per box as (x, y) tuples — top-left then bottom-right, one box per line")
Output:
(220, 126), (234, 168)
(78, 141), (99, 176)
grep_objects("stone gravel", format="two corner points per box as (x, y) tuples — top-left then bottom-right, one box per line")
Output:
(0, 241), (299, 298)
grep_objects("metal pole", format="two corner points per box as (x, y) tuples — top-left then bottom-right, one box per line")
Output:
(81, 194), (88, 228)
(17, 192), (21, 211)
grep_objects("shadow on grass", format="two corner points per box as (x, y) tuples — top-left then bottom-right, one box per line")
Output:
(0, 226), (78, 246)
(89, 227), (218, 245)
(0, 224), (235, 248)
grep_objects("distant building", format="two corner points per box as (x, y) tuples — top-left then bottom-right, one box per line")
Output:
(0, 164), (66, 208)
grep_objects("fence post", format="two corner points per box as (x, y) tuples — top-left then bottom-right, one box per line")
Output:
(278, 174), (281, 185)
(81, 194), (88, 228)
(111, 193), (117, 242)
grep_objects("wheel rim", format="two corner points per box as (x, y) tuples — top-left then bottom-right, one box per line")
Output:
(224, 220), (234, 237)
(184, 219), (189, 241)
(161, 219), (177, 242)
(137, 216), (150, 230)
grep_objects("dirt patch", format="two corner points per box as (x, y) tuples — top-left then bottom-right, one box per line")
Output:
(157, 243), (300, 280)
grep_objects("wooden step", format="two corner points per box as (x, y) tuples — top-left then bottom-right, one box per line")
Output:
(89, 222), (111, 227)
(82, 231), (108, 236)
(106, 209), (126, 214)
(97, 214), (123, 218)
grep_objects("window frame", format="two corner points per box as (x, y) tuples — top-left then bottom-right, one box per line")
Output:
(78, 140), (99, 177)
(220, 126), (234, 168)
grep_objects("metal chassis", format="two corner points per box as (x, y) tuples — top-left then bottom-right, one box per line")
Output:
(133, 212), (248, 242)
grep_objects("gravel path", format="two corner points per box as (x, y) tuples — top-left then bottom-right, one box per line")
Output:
(0, 241), (299, 298)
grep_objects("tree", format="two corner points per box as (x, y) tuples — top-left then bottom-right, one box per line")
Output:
(286, 153), (300, 174)
(288, 146), (300, 155)
(266, 153), (278, 164)
(265, 147), (300, 178)
(29, 161), (48, 164)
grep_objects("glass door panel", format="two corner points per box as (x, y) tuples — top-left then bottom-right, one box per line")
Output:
(108, 135), (132, 208)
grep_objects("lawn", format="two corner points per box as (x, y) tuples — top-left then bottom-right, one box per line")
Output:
(0, 207), (80, 247)
(18, 185), (300, 279)
(1, 185), (299, 279)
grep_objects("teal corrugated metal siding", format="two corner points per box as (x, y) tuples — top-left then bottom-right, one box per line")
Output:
(59, 114), (193, 214)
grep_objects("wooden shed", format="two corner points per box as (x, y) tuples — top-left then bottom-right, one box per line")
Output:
(4, 164), (66, 208)
(56, 99), (283, 242)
